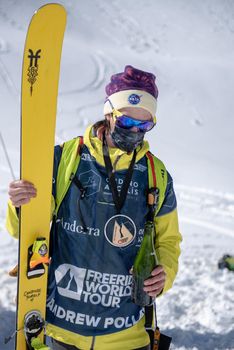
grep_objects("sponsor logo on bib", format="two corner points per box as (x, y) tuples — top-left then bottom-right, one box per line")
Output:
(104, 215), (136, 247)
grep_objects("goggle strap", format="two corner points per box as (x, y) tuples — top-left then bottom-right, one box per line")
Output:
(107, 98), (115, 111)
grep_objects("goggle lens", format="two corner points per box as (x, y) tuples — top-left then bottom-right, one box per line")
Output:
(113, 112), (155, 132)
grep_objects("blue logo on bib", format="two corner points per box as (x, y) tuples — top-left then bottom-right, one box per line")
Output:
(128, 94), (141, 105)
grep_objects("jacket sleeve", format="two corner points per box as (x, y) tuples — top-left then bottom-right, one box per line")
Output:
(5, 145), (62, 239)
(5, 196), (56, 239)
(154, 171), (182, 295)
(5, 200), (20, 239)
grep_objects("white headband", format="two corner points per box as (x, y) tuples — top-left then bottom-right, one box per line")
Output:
(103, 89), (157, 118)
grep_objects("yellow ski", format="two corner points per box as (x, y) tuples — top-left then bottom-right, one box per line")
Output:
(15, 4), (66, 350)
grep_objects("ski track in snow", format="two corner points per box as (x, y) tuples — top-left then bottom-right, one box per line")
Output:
(0, 58), (18, 95)
(56, 50), (117, 141)
(0, 38), (10, 54)
(207, 1), (234, 35)
(95, 0), (162, 54)
(0, 1), (24, 31)
(176, 185), (234, 231)
(0, 37), (18, 96)
(59, 52), (107, 96)
(180, 217), (234, 238)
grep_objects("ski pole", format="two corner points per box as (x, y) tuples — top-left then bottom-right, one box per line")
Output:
(0, 131), (16, 180)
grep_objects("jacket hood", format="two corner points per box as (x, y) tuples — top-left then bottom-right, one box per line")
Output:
(84, 125), (150, 170)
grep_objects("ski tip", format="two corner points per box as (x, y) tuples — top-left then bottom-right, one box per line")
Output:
(34, 3), (67, 19)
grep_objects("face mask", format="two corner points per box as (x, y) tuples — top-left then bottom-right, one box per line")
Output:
(111, 125), (145, 153)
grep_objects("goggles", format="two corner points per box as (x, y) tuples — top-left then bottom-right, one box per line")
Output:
(112, 109), (156, 132)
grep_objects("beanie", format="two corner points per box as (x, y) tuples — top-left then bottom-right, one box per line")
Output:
(103, 65), (158, 119)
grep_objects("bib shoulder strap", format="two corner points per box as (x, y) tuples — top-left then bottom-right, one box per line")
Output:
(146, 151), (167, 216)
(55, 136), (83, 215)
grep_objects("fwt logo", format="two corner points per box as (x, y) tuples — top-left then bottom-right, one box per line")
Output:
(55, 264), (86, 301)
(27, 49), (41, 95)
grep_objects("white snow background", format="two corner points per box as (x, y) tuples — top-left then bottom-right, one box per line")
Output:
(0, 0), (234, 349)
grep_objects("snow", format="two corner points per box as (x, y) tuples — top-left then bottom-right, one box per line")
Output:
(0, 0), (234, 349)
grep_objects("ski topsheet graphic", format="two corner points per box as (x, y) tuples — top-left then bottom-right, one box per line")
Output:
(15, 4), (66, 350)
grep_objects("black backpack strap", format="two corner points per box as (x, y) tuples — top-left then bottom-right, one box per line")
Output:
(144, 304), (154, 330)
(145, 305), (172, 350)
(145, 304), (155, 350)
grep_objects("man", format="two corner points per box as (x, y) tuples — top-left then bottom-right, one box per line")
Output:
(7, 65), (182, 350)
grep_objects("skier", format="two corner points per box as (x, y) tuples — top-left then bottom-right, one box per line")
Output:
(6, 65), (182, 350)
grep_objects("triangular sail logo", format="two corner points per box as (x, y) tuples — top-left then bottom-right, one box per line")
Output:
(104, 215), (136, 248)
(113, 221), (133, 246)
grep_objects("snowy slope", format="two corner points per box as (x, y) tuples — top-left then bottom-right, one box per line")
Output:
(0, 1), (234, 349)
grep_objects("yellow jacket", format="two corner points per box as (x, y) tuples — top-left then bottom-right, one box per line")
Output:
(6, 125), (182, 350)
